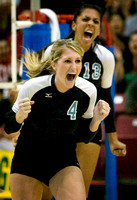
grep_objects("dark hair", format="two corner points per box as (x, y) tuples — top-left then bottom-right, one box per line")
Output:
(65, 3), (102, 47)
(73, 3), (103, 23)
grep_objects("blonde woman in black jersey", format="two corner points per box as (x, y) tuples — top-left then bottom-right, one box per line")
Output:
(4, 39), (110, 200)
(12, 3), (127, 200)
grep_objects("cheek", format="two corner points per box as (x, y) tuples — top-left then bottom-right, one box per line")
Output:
(77, 64), (82, 73)
(75, 22), (84, 32)
(97, 26), (101, 34)
(58, 65), (67, 76)
(96, 28), (100, 36)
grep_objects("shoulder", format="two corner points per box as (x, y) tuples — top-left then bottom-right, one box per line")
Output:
(23, 75), (52, 88)
(94, 44), (115, 63)
(19, 75), (52, 97)
(75, 76), (97, 97)
(94, 44), (115, 77)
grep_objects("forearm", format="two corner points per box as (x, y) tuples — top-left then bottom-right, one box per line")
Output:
(89, 117), (101, 132)
(16, 110), (25, 124)
(4, 110), (22, 134)
(107, 131), (118, 143)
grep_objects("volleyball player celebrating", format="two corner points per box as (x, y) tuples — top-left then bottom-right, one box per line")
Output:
(40, 4), (126, 199)
(4, 39), (110, 200)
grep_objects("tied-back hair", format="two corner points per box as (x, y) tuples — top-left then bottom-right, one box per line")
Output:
(24, 39), (84, 78)
(65, 3), (103, 49)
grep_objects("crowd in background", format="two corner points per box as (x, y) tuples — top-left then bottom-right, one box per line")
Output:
(0, 0), (137, 149)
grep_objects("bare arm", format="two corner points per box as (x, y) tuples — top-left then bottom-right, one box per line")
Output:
(107, 132), (127, 156)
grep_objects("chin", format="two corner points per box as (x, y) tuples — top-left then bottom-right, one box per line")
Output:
(67, 83), (75, 90)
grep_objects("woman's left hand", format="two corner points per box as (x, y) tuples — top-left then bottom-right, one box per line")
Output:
(93, 99), (110, 122)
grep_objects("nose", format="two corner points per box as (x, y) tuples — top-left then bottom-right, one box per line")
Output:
(87, 19), (94, 26)
(70, 61), (77, 71)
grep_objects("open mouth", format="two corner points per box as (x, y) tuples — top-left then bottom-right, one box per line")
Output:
(67, 73), (76, 81)
(84, 31), (93, 39)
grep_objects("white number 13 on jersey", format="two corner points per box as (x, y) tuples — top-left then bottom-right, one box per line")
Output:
(67, 101), (78, 120)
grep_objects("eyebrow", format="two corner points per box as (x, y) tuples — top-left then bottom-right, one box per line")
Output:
(83, 15), (99, 20)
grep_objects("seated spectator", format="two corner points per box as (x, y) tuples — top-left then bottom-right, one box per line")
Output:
(116, 32), (137, 94)
(109, 13), (127, 52)
(125, 79), (137, 115)
(0, 0), (11, 38)
(0, 38), (11, 82)
(120, 0), (137, 37)
(0, 88), (19, 151)
(109, 13), (128, 92)
(119, 0), (133, 19)
(123, 32), (137, 92)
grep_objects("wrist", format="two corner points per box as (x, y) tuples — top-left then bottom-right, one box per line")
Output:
(89, 117), (101, 132)
(107, 132), (118, 143)
(16, 112), (24, 124)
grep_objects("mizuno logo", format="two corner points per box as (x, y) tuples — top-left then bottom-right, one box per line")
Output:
(45, 93), (52, 98)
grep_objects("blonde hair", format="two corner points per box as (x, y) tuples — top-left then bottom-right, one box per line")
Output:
(24, 39), (84, 78)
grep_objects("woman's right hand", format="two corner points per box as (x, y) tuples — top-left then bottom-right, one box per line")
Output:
(16, 97), (35, 124)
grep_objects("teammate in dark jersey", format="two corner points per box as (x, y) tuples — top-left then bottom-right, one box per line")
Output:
(36, 4), (126, 199)
(4, 39), (110, 200)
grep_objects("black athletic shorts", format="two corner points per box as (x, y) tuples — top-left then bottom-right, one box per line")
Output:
(11, 138), (80, 186)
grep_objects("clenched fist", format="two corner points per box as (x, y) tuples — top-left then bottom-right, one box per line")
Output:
(16, 97), (35, 124)
(94, 99), (110, 122)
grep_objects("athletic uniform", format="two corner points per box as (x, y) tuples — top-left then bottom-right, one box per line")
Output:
(5, 75), (97, 185)
(43, 41), (116, 145)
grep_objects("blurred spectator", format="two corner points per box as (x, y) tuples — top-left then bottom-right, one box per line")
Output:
(109, 13), (127, 51)
(0, 0), (11, 38)
(16, 0), (30, 18)
(109, 13), (128, 92)
(119, 0), (133, 19)
(103, 0), (121, 20)
(103, 0), (137, 36)
(0, 88), (19, 151)
(123, 32), (137, 91)
(116, 32), (137, 93)
(125, 79), (137, 114)
(0, 38), (11, 82)
(114, 45), (125, 91)
(123, 0), (137, 37)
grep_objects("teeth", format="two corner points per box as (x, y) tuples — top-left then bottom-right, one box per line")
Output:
(86, 30), (93, 34)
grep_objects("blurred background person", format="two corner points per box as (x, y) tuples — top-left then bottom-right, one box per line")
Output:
(0, 88), (19, 151)
(0, 38), (11, 82)
(109, 13), (128, 92)
(122, 32), (137, 93)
